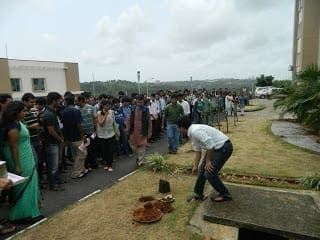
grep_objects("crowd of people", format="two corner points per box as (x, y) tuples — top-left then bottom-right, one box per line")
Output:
(0, 87), (249, 235)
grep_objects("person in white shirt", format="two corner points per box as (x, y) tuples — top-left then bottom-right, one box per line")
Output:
(178, 93), (190, 116)
(149, 94), (159, 142)
(178, 116), (233, 202)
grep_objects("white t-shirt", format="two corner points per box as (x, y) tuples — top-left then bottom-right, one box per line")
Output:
(187, 124), (229, 151)
(178, 100), (190, 115)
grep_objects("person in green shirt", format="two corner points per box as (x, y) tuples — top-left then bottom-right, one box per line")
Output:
(43, 92), (64, 191)
(163, 94), (184, 154)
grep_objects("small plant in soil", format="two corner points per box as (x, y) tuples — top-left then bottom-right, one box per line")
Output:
(143, 153), (174, 193)
(298, 172), (320, 191)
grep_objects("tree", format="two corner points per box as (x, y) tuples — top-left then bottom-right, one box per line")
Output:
(256, 74), (274, 87)
(274, 64), (320, 131)
(272, 80), (293, 94)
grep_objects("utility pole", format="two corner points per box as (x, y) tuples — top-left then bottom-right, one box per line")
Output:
(146, 80), (149, 97)
(137, 71), (141, 94)
(92, 72), (96, 97)
(190, 76), (193, 98)
(5, 44), (8, 58)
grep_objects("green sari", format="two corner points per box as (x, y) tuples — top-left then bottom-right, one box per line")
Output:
(2, 122), (41, 220)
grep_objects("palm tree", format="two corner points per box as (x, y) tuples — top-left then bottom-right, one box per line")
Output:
(274, 64), (320, 131)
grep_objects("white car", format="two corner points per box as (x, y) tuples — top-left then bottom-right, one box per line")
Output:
(255, 86), (283, 99)
(255, 87), (268, 98)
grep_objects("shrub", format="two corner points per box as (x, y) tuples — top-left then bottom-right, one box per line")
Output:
(298, 172), (320, 191)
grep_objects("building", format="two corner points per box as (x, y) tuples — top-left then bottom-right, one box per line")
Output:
(292, 0), (320, 80)
(0, 58), (81, 99)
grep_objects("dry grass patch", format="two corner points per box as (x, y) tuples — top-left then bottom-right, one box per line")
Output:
(13, 171), (202, 240)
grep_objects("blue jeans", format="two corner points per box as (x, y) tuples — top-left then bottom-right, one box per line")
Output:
(31, 141), (40, 169)
(194, 141), (233, 197)
(167, 124), (180, 152)
(45, 144), (61, 189)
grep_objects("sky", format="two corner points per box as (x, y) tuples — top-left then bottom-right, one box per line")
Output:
(0, 0), (295, 83)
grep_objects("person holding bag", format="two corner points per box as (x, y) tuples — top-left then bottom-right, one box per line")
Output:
(96, 100), (118, 172)
(0, 101), (42, 222)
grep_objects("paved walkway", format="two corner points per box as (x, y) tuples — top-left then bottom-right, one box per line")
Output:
(203, 183), (320, 240)
(249, 99), (319, 153)
(271, 120), (320, 153)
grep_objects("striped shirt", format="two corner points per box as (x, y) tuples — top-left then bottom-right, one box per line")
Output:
(24, 110), (39, 142)
(78, 104), (95, 135)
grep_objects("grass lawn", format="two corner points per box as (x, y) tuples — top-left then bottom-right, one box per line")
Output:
(13, 105), (320, 240)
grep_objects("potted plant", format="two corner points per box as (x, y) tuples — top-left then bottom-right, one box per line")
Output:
(144, 153), (173, 193)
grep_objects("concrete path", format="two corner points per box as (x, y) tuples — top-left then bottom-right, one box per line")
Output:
(272, 120), (320, 153)
(203, 184), (320, 240)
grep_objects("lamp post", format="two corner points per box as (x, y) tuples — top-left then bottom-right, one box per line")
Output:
(190, 76), (193, 99)
(146, 77), (153, 98)
(137, 71), (141, 94)
(92, 72), (96, 97)
(146, 80), (149, 97)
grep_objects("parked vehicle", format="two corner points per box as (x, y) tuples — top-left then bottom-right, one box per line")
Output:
(255, 86), (284, 99)
(255, 87), (268, 98)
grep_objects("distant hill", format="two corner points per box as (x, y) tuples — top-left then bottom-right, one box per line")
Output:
(80, 78), (256, 97)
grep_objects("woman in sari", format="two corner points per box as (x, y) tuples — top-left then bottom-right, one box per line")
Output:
(0, 101), (42, 222)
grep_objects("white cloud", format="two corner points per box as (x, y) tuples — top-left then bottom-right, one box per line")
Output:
(40, 33), (57, 43)
(167, 0), (236, 51)
(0, 0), (294, 82)
(88, 5), (155, 67)
(95, 5), (153, 45)
(26, 0), (53, 9)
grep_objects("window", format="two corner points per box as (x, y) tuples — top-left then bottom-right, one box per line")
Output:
(10, 78), (21, 92)
(32, 78), (46, 91)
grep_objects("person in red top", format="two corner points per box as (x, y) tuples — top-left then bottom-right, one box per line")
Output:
(127, 95), (152, 166)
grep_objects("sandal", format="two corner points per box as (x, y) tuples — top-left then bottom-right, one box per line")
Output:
(0, 224), (16, 235)
(211, 195), (232, 202)
(186, 194), (208, 202)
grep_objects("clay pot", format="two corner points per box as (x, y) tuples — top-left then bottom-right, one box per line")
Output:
(159, 179), (170, 193)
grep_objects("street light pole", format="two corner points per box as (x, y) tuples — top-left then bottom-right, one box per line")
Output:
(190, 76), (193, 96)
(137, 71), (141, 94)
(146, 80), (149, 97)
(92, 72), (96, 97)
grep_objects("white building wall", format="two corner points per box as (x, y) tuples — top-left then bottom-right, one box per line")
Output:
(8, 59), (67, 99)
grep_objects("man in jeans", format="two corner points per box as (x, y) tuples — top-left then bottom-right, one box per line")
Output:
(177, 116), (233, 202)
(163, 94), (184, 154)
(75, 94), (98, 169)
(61, 95), (87, 179)
(44, 92), (64, 191)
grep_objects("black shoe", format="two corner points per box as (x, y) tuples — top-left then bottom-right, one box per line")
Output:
(50, 186), (65, 191)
